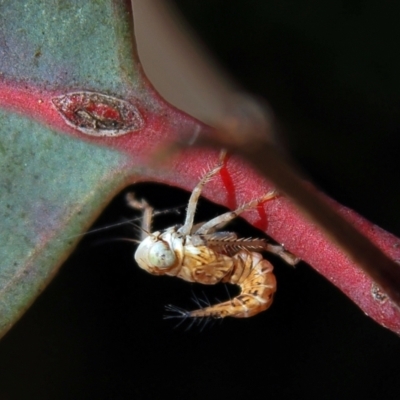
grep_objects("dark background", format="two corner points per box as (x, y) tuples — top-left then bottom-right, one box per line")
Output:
(1, 1), (400, 398)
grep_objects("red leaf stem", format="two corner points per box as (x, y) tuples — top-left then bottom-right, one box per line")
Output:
(2, 80), (400, 334)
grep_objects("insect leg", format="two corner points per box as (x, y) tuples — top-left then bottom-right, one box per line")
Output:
(265, 243), (300, 266)
(178, 153), (226, 236)
(126, 193), (154, 240)
(195, 190), (277, 235)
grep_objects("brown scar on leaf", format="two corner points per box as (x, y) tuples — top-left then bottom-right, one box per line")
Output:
(52, 91), (144, 137)
(371, 283), (388, 304)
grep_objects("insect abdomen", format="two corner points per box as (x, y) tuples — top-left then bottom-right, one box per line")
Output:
(186, 250), (276, 318)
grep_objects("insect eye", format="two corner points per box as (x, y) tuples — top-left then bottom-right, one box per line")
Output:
(148, 241), (176, 268)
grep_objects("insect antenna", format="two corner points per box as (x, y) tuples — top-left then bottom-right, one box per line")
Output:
(89, 237), (142, 248)
(127, 219), (149, 239)
(65, 216), (145, 240)
(65, 205), (185, 241)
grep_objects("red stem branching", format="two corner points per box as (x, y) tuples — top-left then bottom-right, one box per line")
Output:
(1, 79), (400, 335)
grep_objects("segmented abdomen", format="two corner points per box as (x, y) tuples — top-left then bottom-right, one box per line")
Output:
(188, 250), (276, 318)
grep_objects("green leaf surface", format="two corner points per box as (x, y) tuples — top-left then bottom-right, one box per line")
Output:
(0, 0), (138, 93)
(0, 110), (129, 334)
(0, 0), (144, 337)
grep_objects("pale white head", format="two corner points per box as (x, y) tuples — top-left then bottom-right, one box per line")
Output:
(134, 230), (181, 275)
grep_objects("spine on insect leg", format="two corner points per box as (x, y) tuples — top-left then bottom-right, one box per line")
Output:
(189, 251), (277, 319)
